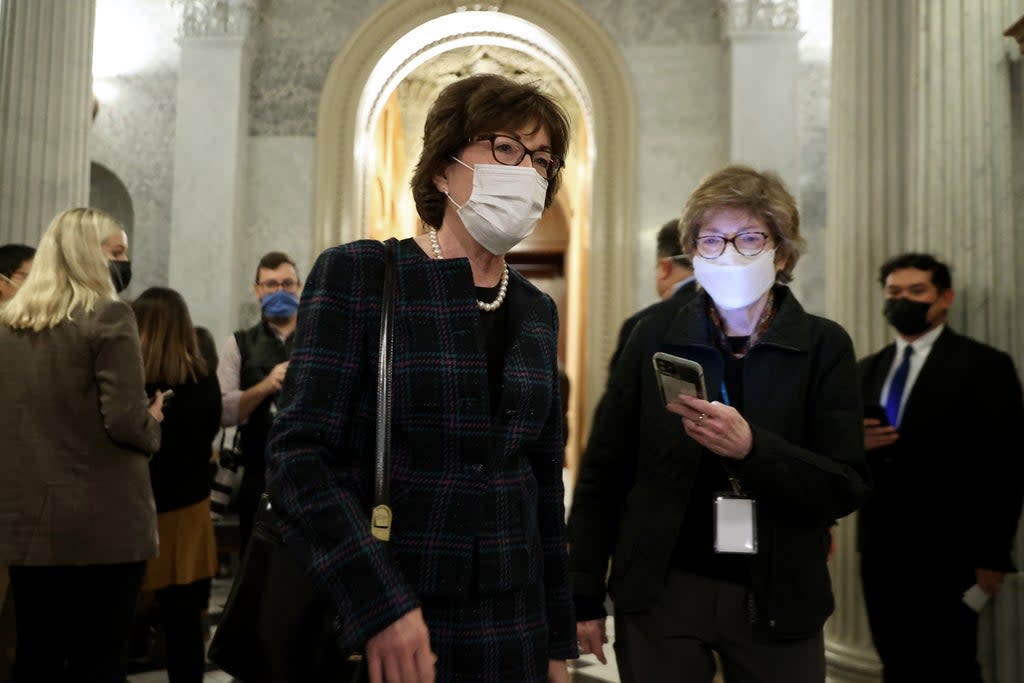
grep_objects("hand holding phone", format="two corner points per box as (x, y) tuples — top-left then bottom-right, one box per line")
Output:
(863, 404), (888, 426)
(652, 352), (707, 404)
(863, 404), (899, 451)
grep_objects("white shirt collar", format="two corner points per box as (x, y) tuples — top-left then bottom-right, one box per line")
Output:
(894, 322), (944, 357)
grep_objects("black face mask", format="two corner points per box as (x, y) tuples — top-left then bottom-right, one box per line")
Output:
(884, 297), (933, 336)
(109, 260), (132, 293)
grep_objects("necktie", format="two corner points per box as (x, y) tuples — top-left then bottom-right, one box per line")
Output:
(885, 345), (913, 426)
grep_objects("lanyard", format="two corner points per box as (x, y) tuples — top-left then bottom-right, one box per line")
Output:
(718, 377), (741, 493)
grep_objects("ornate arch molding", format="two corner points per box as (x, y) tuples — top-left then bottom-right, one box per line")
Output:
(315, 0), (636, 420)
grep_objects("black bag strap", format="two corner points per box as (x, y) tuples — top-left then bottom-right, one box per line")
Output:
(370, 239), (397, 541)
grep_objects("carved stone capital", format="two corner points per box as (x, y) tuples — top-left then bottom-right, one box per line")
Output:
(449, 2), (504, 11)
(172, 0), (259, 38)
(721, 0), (799, 34)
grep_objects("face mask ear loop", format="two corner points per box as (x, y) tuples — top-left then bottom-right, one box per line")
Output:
(450, 156), (475, 172)
(443, 190), (464, 211)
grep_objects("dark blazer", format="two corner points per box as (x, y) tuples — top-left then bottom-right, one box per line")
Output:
(0, 299), (161, 566)
(608, 279), (698, 370)
(569, 286), (870, 639)
(857, 326), (1024, 575)
(266, 239), (575, 657)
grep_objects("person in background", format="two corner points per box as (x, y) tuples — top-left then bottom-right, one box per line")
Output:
(266, 73), (576, 682)
(100, 226), (132, 294)
(858, 253), (1024, 683)
(569, 165), (869, 683)
(0, 244), (35, 303)
(217, 251), (300, 552)
(132, 287), (222, 683)
(608, 218), (697, 370)
(0, 207), (163, 683)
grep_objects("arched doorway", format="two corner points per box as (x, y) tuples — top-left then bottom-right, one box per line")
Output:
(315, 0), (637, 477)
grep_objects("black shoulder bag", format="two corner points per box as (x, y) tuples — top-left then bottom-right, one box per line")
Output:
(208, 240), (398, 683)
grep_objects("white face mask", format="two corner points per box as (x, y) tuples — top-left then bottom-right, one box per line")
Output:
(693, 247), (778, 310)
(446, 158), (548, 256)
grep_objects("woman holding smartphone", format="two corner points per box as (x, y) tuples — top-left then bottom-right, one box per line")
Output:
(569, 166), (870, 683)
(132, 287), (222, 683)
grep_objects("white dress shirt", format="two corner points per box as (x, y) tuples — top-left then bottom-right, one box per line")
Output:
(879, 323), (945, 425)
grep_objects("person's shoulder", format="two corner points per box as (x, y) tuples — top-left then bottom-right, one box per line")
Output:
(508, 267), (548, 303)
(316, 239), (384, 265)
(942, 328), (1014, 365)
(778, 291), (856, 357)
(89, 297), (134, 329)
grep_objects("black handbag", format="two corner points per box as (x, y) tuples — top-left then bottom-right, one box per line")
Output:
(208, 240), (398, 683)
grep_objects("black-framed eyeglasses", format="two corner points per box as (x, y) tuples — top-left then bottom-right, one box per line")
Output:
(471, 133), (563, 180)
(694, 231), (771, 259)
(256, 279), (300, 292)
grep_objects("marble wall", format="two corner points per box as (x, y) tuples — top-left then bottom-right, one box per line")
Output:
(89, 71), (177, 300)
(236, 136), (316, 330)
(249, 0), (388, 136)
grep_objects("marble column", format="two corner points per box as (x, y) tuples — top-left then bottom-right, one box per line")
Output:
(0, 0), (96, 245)
(829, 1), (1024, 681)
(825, 1), (915, 681)
(168, 0), (256, 347)
(909, 0), (1021, 359)
(911, 3), (1024, 680)
(721, 0), (802, 197)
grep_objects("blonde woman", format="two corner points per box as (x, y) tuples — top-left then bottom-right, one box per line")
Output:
(0, 207), (164, 683)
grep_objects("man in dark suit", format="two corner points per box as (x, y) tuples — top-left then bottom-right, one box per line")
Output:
(608, 218), (697, 369)
(858, 252), (1024, 683)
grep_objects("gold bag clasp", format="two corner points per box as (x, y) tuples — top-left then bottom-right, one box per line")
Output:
(371, 504), (392, 541)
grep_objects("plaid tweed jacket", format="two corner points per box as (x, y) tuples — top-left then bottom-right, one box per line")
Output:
(266, 238), (576, 659)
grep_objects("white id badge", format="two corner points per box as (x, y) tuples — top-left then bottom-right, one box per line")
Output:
(714, 494), (758, 554)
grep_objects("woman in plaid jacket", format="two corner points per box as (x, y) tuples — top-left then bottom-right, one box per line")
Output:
(266, 74), (577, 683)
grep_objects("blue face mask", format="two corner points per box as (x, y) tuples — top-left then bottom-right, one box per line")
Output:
(261, 290), (299, 319)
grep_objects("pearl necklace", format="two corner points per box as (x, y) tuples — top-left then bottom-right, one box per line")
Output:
(428, 229), (509, 312)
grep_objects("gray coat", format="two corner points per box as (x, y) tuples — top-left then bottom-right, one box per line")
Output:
(0, 298), (160, 566)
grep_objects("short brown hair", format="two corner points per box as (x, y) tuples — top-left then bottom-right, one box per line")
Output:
(680, 165), (804, 283)
(131, 287), (208, 385)
(410, 73), (571, 228)
(254, 251), (298, 284)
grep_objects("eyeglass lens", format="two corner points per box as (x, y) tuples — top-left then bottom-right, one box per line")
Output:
(488, 135), (561, 179)
(696, 232), (769, 258)
(258, 280), (298, 290)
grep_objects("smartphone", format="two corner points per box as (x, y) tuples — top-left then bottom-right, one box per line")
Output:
(863, 404), (888, 426)
(652, 352), (707, 403)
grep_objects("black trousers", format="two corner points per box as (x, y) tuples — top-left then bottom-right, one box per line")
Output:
(8, 561), (145, 683)
(614, 571), (825, 683)
(861, 551), (982, 683)
(155, 579), (210, 683)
